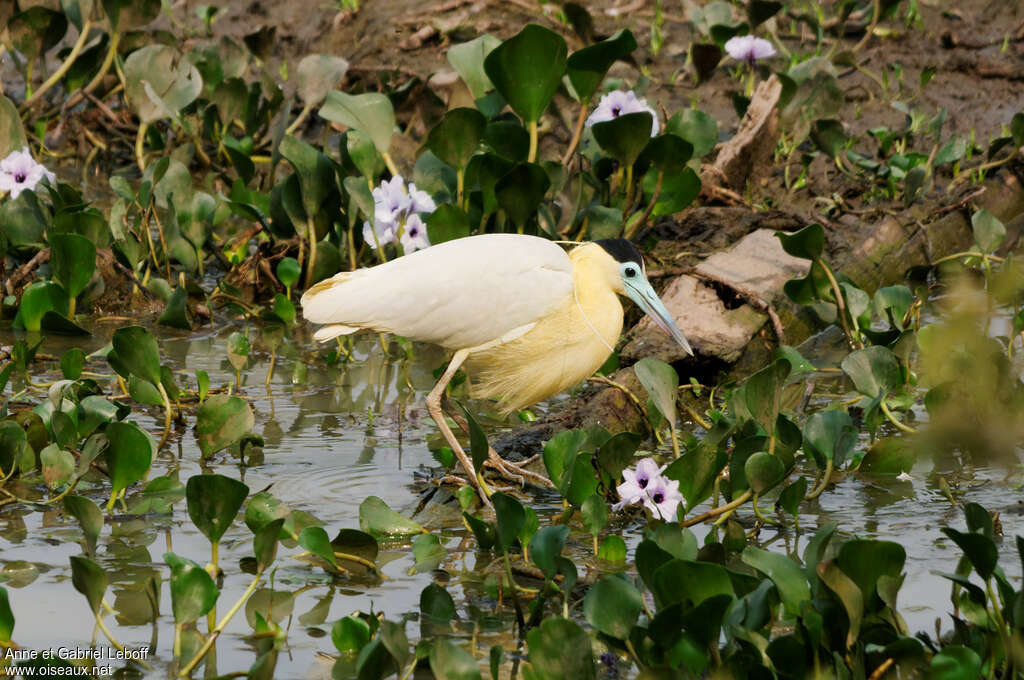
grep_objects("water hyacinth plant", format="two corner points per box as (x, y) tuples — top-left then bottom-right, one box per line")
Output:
(613, 457), (683, 520)
(725, 34), (776, 95)
(585, 89), (660, 137)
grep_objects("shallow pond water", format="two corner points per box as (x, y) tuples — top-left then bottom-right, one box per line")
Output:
(0, 321), (1021, 678)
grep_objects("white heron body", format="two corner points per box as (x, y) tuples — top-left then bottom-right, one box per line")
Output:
(301, 232), (692, 498)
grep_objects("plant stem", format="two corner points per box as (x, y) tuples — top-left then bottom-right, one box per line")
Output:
(805, 458), (833, 500)
(456, 167), (465, 209)
(623, 170), (662, 239)
(135, 122), (149, 172)
(527, 120), (538, 163)
(179, 573), (262, 677)
(681, 489), (752, 527)
(72, 31), (121, 106)
(879, 399), (918, 434)
(68, 296), (77, 318)
(303, 217), (318, 289)
(95, 607), (153, 670)
(21, 20), (95, 111)
(157, 381), (173, 450)
(561, 104), (589, 165)
(817, 257), (861, 349)
(381, 151), (400, 177)
(284, 103), (313, 137)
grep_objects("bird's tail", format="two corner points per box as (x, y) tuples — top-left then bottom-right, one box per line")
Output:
(300, 271), (363, 343)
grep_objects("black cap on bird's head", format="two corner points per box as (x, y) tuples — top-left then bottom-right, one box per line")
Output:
(595, 238), (645, 271)
(594, 238), (694, 357)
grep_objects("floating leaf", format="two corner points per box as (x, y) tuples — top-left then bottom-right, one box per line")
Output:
(358, 496), (424, 538)
(299, 526), (337, 570)
(742, 546), (811, 616)
(60, 348), (86, 380)
(858, 436), (915, 474)
(492, 492), (525, 554)
(165, 552), (219, 624)
(111, 326), (161, 385)
(429, 639), (482, 680)
(105, 421), (154, 502)
(40, 444), (74, 489)
(69, 555), (107, 615)
(332, 615), (371, 655)
(484, 24), (567, 125)
(526, 618), (595, 680)
(841, 346), (901, 399)
(802, 410), (857, 468)
(63, 495), (103, 554)
(187, 473), (249, 545)
(196, 394), (255, 457)
(529, 525), (569, 580)
(49, 233), (96, 303)
(413, 534), (447, 574)
(320, 91), (395, 155)
(583, 575), (642, 639)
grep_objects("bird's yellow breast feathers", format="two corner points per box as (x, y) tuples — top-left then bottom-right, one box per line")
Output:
(465, 242), (624, 413)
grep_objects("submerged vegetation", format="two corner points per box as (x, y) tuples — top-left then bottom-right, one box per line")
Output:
(0, 0), (1023, 678)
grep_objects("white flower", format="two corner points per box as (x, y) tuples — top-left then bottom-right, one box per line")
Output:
(725, 35), (776, 66)
(642, 475), (683, 521)
(365, 175), (436, 252)
(895, 471), (912, 482)
(362, 219), (396, 249)
(585, 90), (660, 137)
(399, 213), (430, 253)
(613, 458), (668, 512)
(0, 148), (55, 199)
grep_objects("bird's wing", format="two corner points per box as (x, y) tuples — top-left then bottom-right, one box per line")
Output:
(300, 234), (574, 350)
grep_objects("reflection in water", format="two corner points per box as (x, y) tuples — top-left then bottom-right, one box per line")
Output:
(0, 322), (1020, 677)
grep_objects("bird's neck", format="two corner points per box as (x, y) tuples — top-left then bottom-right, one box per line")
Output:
(569, 247), (623, 345)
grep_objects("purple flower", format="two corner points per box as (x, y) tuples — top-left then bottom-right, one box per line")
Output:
(399, 213), (430, 253)
(642, 475), (683, 521)
(366, 175), (436, 253)
(0, 148), (55, 199)
(725, 35), (776, 66)
(613, 458), (666, 511)
(586, 90), (660, 137)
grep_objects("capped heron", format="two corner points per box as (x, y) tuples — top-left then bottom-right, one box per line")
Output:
(300, 233), (693, 501)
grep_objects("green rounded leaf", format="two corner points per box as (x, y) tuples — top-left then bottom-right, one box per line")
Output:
(930, 645), (982, 680)
(123, 45), (203, 124)
(186, 473), (249, 545)
(296, 54), (349, 106)
(665, 108), (719, 159)
(64, 495), (103, 554)
(111, 326), (161, 385)
(358, 496), (424, 538)
(49, 233), (96, 300)
(196, 394), (255, 457)
(635, 357), (679, 429)
(429, 639), (482, 680)
(448, 34), (502, 100)
(420, 583), (456, 623)
(742, 546), (811, 617)
(484, 24), (567, 124)
(566, 29), (637, 102)
(776, 223), (824, 261)
(529, 525), (569, 580)
(16, 281), (69, 333)
(425, 204), (471, 245)
(492, 492), (525, 554)
(0, 587), (12, 643)
(592, 112), (655, 165)
(69, 555), (107, 615)
(841, 345), (901, 399)
(638, 134), (694, 175)
(428, 108), (486, 170)
(802, 409), (857, 468)
(412, 533), (446, 573)
(495, 162), (550, 228)
(165, 552), (219, 624)
(526, 618), (595, 680)
(60, 348), (86, 380)
(744, 452), (786, 494)
(941, 528), (997, 581)
(276, 257), (300, 289)
(583, 575), (642, 639)
(105, 421), (154, 500)
(298, 525), (338, 570)
(332, 615), (371, 655)
(320, 91), (395, 155)
(971, 208), (1006, 253)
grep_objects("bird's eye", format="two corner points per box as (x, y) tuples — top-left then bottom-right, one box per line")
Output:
(624, 267), (637, 278)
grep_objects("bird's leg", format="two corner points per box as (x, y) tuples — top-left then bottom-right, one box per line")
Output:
(443, 403), (553, 488)
(426, 349), (493, 508)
